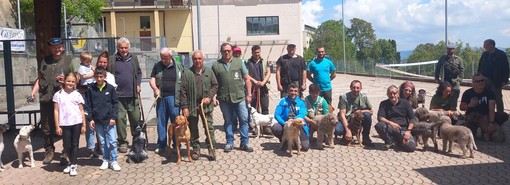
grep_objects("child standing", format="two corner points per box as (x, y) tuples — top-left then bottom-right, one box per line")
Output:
(86, 66), (121, 171)
(53, 73), (86, 176)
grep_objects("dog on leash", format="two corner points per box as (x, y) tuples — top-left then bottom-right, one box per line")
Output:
(249, 107), (277, 138)
(281, 118), (305, 157)
(347, 111), (364, 147)
(127, 123), (148, 163)
(14, 125), (35, 168)
(0, 123), (9, 171)
(314, 113), (338, 149)
(167, 115), (193, 164)
(433, 116), (477, 158)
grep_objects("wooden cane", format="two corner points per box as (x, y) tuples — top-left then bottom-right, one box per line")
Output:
(200, 102), (214, 150)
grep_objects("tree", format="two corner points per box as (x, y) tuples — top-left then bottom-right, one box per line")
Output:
(374, 39), (398, 64)
(13, 0), (106, 36)
(348, 18), (377, 62)
(303, 20), (357, 72)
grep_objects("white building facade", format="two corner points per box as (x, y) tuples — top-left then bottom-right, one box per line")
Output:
(191, 0), (303, 62)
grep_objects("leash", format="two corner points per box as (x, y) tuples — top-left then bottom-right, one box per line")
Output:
(2, 96), (38, 127)
(200, 101), (214, 150)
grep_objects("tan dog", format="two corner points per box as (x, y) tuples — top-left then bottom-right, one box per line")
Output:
(314, 113), (338, 149)
(434, 116), (477, 159)
(281, 118), (305, 157)
(347, 111), (364, 147)
(167, 115), (193, 164)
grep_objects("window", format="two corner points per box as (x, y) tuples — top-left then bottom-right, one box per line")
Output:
(246, 16), (279, 36)
(140, 16), (151, 29)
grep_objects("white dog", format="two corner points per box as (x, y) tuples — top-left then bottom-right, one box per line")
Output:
(14, 125), (35, 168)
(0, 123), (10, 171)
(249, 107), (277, 138)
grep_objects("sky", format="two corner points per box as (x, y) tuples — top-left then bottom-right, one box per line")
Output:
(302, 0), (510, 51)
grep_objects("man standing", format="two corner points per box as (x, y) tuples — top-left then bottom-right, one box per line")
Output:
(307, 46), (336, 104)
(460, 74), (497, 135)
(435, 43), (464, 110)
(276, 43), (307, 98)
(246, 45), (271, 114)
(477, 39), (509, 112)
(30, 38), (78, 165)
(211, 43), (254, 153)
(336, 80), (374, 147)
(149, 48), (184, 154)
(180, 50), (218, 160)
(108, 37), (142, 153)
(374, 85), (416, 152)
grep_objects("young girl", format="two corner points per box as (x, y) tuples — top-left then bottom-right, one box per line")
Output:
(53, 73), (86, 176)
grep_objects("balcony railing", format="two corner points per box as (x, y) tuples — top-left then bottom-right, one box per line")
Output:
(107, 0), (191, 9)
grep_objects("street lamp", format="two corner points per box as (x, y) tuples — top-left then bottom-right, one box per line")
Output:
(119, 17), (126, 37)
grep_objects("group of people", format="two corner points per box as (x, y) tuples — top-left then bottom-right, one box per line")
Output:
(29, 37), (508, 175)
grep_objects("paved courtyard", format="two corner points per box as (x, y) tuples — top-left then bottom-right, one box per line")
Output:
(1, 74), (510, 185)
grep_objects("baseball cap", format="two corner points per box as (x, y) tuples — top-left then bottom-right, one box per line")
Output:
(233, 46), (242, 53)
(446, 43), (455, 49)
(287, 42), (296, 48)
(48, 38), (63, 46)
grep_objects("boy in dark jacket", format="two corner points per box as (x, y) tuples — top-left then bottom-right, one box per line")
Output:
(86, 66), (121, 171)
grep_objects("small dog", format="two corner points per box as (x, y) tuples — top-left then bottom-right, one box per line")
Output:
(167, 115), (193, 164)
(433, 116), (477, 158)
(280, 118), (305, 157)
(411, 121), (435, 151)
(464, 112), (506, 143)
(14, 125), (35, 168)
(313, 113), (338, 149)
(0, 123), (9, 171)
(347, 111), (364, 147)
(249, 107), (277, 138)
(127, 123), (148, 163)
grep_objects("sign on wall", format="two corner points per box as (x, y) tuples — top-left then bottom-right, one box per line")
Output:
(0, 27), (26, 52)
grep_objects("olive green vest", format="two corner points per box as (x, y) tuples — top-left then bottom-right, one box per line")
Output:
(212, 58), (245, 103)
(152, 61), (184, 105)
(181, 67), (214, 117)
(38, 55), (74, 102)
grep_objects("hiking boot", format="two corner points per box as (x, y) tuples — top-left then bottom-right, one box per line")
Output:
(240, 144), (254, 152)
(191, 149), (200, 160)
(224, 144), (233, 153)
(60, 153), (69, 166)
(362, 139), (375, 148)
(43, 150), (54, 165)
(118, 147), (128, 153)
(208, 148), (216, 161)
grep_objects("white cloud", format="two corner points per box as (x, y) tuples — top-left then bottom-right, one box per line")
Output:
(302, 0), (324, 27)
(329, 0), (510, 50)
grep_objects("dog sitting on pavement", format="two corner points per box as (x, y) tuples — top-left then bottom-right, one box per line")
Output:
(281, 118), (305, 157)
(0, 123), (9, 171)
(127, 123), (148, 163)
(167, 115), (193, 164)
(464, 112), (507, 143)
(433, 116), (477, 159)
(313, 113), (338, 149)
(14, 125), (36, 168)
(249, 106), (277, 138)
(347, 111), (364, 147)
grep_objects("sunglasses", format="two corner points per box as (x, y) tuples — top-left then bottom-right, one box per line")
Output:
(474, 79), (485, 83)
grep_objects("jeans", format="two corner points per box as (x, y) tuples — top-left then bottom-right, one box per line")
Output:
(96, 123), (118, 162)
(374, 122), (416, 152)
(61, 124), (82, 165)
(85, 120), (96, 149)
(219, 100), (250, 146)
(156, 96), (180, 150)
(335, 112), (372, 142)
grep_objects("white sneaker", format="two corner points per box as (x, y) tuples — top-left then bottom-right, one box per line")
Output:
(110, 161), (121, 171)
(69, 165), (77, 176)
(99, 160), (109, 170)
(63, 165), (71, 173)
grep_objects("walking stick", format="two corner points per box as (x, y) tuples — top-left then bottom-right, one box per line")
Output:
(256, 87), (261, 113)
(200, 101), (214, 150)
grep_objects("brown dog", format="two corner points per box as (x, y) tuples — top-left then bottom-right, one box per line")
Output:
(314, 113), (338, 149)
(167, 115), (193, 164)
(347, 111), (364, 147)
(281, 118), (305, 157)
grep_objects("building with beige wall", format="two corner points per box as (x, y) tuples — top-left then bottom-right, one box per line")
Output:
(191, 0), (303, 62)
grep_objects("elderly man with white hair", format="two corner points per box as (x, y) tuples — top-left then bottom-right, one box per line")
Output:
(149, 47), (185, 154)
(108, 37), (143, 153)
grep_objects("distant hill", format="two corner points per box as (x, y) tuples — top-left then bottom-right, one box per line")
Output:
(399, 50), (413, 61)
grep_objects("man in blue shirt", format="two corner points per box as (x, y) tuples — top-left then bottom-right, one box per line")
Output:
(307, 46), (336, 104)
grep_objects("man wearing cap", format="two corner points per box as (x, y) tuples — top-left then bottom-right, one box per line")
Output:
(434, 43), (464, 109)
(149, 47), (184, 154)
(108, 37), (143, 153)
(478, 39), (509, 113)
(30, 38), (79, 165)
(276, 43), (307, 98)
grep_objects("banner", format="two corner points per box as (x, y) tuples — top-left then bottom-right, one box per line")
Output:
(0, 27), (26, 52)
